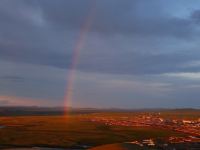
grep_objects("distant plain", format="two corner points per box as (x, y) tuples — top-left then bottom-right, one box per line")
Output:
(1, 108), (197, 149)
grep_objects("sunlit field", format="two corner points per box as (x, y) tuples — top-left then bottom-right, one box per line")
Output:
(0, 111), (189, 149)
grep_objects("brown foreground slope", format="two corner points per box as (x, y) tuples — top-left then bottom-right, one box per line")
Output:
(89, 143), (153, 150)
(0, 113), (186, 148)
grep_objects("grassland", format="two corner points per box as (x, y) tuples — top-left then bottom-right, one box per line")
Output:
(0, 112), (188, 149)
(88, 109), (200, 120)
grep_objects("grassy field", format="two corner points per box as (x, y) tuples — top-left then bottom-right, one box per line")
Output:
(88, 109), (200, 120)
(0, 112), (187, 149)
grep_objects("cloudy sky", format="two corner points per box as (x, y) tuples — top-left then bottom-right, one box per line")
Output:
(0, 0), (200, 108)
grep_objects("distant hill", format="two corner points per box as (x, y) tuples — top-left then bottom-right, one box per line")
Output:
(0, 106), (199, 116)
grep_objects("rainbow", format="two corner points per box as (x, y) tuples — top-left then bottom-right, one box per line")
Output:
(64, 1), (96, 115)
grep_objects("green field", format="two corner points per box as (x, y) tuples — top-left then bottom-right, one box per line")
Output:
(0, 112), (188, 149)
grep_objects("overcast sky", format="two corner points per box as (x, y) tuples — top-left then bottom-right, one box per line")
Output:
(0, 0), (200, 108)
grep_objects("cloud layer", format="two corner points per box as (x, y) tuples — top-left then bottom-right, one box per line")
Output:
(0, 0), (200, 108)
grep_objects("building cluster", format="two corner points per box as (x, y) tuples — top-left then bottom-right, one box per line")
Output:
(88, 113), (200, 140)
(128, 137), (200, 150)
(168, 136), (200, 143)
(128, 138), (155, 146)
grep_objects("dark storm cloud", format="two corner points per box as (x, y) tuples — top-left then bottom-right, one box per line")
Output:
(38, 0), (196, 37)
(0, 0), (200, 75)
(0, 75), (24, 82)
(191, 9), (200, 23)
(77, 41), (200, 75)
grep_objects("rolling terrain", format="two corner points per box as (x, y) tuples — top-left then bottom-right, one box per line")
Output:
(0, 108), (199, 149)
